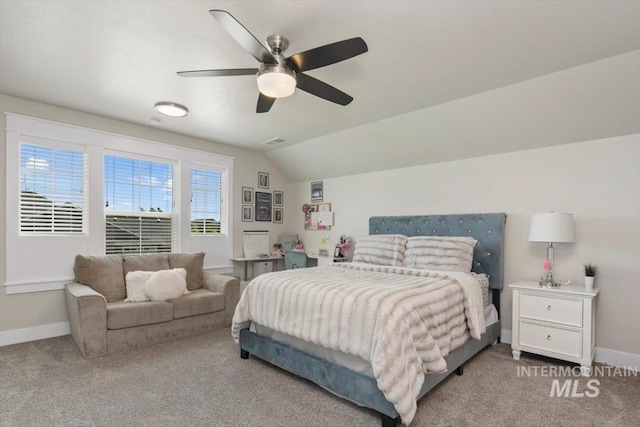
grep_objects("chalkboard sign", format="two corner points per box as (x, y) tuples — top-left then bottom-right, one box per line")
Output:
(255, 192), (272, 222)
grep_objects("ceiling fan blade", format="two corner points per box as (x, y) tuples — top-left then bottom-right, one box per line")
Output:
(286, 37), (368, 72)
(296, 73), (353, 106)
(257, 93), (275, 113)
(210, 10), (277, 65)
(177, 69), (258, 78)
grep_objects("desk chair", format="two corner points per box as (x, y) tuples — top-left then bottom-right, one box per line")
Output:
(284, 251), (308, 269)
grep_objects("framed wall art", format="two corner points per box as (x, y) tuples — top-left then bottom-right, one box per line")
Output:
(242, 206), (253, 222)
(274, 191), (283, 207)
(242, 187), (254, 204)
(255, 191), (272, 222)
(258, 171), (269, 189)
(311, 181), (323, 202)
(273, 208), (283, 223)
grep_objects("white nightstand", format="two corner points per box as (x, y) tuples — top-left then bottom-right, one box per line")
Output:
(510, 281), (599, 376)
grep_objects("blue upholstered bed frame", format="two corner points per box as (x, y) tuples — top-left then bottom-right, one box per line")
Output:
(239, 213), (507, 426)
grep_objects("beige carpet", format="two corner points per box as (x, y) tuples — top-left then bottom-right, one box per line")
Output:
(1, 328), (638, 426)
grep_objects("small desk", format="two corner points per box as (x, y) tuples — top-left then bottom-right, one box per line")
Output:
(230, 256), (284, 281)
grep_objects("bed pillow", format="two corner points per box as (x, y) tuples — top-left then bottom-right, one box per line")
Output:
(404, 236), (477, 272)
(144, 268), (189, 302)
(352, 234), (408, 266)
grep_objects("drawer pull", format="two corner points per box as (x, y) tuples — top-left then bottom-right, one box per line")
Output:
(547, 335), (551, 340)
(547, 305), (552, 310)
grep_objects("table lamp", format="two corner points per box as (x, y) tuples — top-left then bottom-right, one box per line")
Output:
(528, 212), (576, 287)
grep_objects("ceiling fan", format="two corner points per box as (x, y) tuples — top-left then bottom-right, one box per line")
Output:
(177, 10), (368, 113)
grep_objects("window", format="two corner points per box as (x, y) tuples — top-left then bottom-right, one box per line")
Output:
(190, 167), (225, 234)
(7, 114), (234, 294)
(20, 143), (86, 233)
(104, 155), (174, 254)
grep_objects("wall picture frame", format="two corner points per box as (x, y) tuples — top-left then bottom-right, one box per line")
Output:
(273, 191), (283, 207)
(242, 187), (254, 205)
(242, 206), (253, 222)
(258, 171), (269, 189)
(311, 181), (323, 202)
(273, 208), (283, 223)
(254, 191), (272, 221)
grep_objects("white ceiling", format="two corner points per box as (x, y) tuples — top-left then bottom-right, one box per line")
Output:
(1, 1), (639, 153)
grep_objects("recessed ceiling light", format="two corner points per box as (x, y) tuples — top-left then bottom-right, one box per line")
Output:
(154, 101), (188, 117)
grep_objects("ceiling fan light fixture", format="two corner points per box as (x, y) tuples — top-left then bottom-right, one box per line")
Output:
(257, 64), (296, 98)
(154, 101), (189, 117)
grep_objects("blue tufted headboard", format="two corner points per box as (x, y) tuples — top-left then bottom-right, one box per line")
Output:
(369, 213), (507, 291)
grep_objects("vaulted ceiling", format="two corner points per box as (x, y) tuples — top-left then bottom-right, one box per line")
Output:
(1, 1), (639, 169)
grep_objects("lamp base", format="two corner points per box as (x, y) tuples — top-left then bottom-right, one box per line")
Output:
(539, 278), (563, 288)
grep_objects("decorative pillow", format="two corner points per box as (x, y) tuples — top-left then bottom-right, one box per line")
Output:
(125, 268), (187, 302)
(74, 254), (125, 301)
(352, 234), (408, 266)
(168, 252), (205, 291)
(471, 272), (490, 308)
(404, 236), (477, 272)
(124, 271), (154, 302)
(144, 269), (189, 302)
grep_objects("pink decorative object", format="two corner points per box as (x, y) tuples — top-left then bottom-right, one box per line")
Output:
(543, 261), (550, 271)
(338, 235), (352, 257)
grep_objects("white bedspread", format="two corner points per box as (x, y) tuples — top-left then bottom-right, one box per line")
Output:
(231, 263), (486, 425)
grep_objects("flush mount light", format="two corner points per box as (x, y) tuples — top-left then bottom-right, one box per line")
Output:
(154, 102), (188, 117)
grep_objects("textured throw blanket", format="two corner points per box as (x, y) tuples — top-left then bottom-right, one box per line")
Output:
(232, 263), (485, 425)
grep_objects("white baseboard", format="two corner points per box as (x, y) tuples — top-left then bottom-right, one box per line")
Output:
(0, 321), (70, 347)
(595, 347), (640, 371)
(500, 328), (639, 370)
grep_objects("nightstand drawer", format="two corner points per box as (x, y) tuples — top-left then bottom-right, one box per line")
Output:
(519, 321), (582, 358)
(520, 293), (582, 327)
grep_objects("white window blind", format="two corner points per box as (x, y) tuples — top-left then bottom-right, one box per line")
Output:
(104, 155), (173, 254)
(190, 167), (226, 234)
(20, 143), (86, 233)
(105, 214), (173, 254)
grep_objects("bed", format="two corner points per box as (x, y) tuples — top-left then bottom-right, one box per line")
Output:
(233, 213), (506, 426)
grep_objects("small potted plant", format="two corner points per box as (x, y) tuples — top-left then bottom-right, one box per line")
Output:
(584, 264), (598, 290)
(272, 243), (283, 257)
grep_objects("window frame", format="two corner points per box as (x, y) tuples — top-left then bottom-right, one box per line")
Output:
(103, 151), (177, 254)
(18, 135), (88, 236)
(189, 165), (228, 236)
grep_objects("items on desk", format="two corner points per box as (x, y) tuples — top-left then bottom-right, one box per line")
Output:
(272, 243), (283, 257)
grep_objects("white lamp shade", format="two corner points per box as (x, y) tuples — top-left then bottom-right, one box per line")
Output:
(528, 212), (575, 243)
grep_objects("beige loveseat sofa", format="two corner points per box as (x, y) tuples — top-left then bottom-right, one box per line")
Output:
(65, 252), (240, 359)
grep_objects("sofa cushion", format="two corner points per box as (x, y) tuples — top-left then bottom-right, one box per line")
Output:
(144, 269), (189, 302)
(169, 289), (225, 319)
(168, 252), (205, 290)
(74, 254), (125, 302)
(123, 254), (170, 278)
(107, 300), (173, 330)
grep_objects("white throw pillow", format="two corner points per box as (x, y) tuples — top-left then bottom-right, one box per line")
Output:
(124, 270), (154, 302)
(125, 268), (187, 302)
(352, 234), (408, 266)
(404, 236), (477, 272)
(144, 268), (189, 302)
